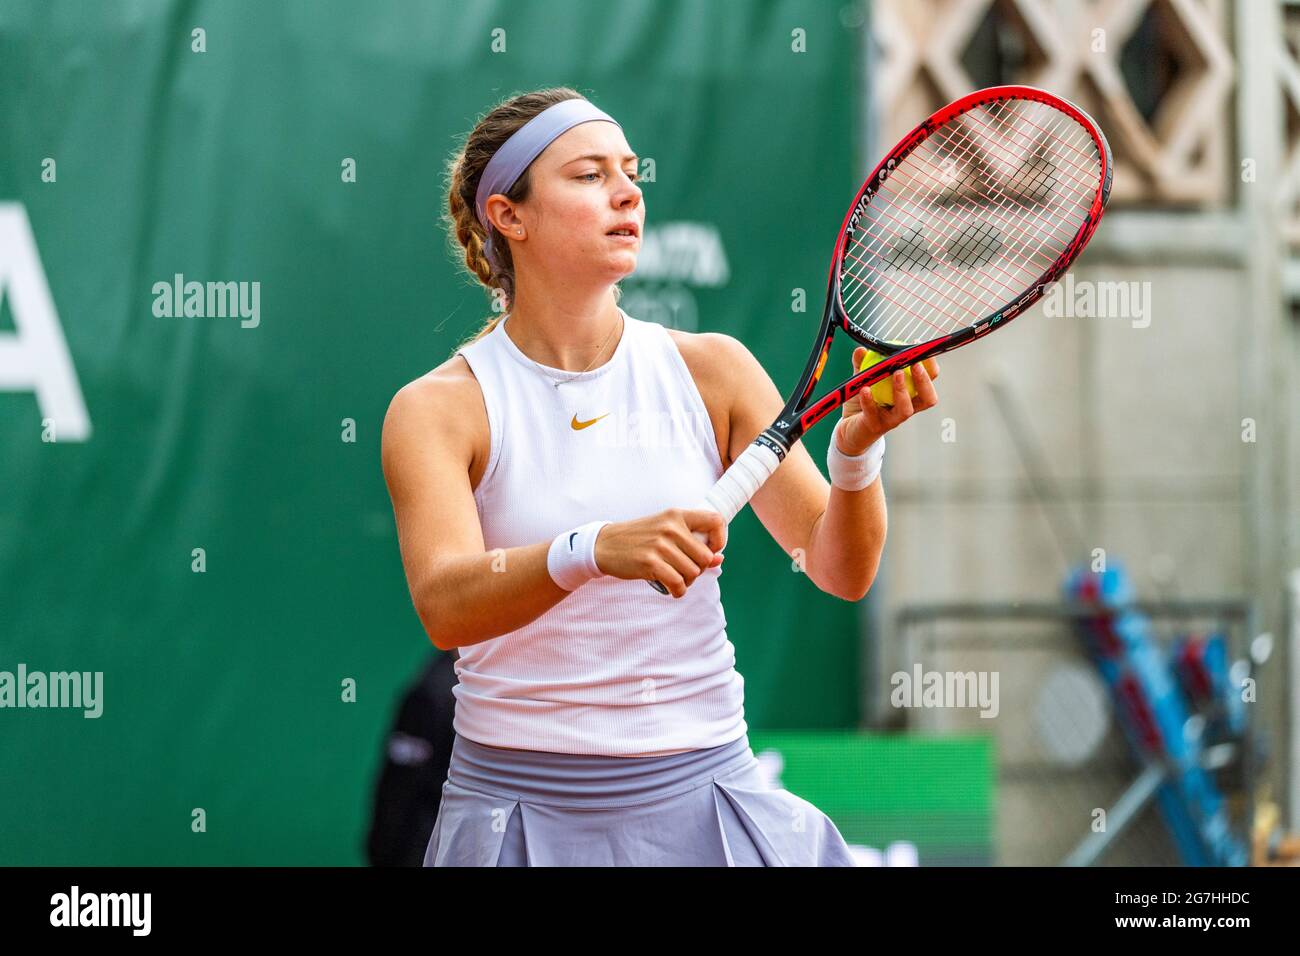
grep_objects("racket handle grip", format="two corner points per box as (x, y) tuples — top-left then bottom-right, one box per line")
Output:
(647, 440), (783, 594)
(704, 440), (783, 522)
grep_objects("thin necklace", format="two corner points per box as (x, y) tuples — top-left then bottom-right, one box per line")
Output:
(522, 310), (624, 388)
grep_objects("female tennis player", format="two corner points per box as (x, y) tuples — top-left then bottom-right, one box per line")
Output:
(382, 88), (940, 866)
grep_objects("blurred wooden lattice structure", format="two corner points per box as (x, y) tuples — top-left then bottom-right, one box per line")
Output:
(872, 0), (1235, 206)
(1278, 1), (1300, 245)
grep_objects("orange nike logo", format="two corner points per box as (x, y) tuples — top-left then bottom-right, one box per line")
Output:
(571, 412), (610, 430)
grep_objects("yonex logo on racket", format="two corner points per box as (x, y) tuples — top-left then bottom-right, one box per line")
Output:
(845, 194), (873, 238)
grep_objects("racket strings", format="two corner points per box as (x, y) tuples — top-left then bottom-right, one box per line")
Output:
(848, 108), (1095, 336)
(842, 143), (1069, 344)
(839, 97), (1103, 347)
(933, 103), (1099, 232)
(843, 150), (1070, 342)
(861, 136), (1074, 311)
(909, 123), (1088, 287)
(983, 97), (1101, 182)
(947, 109), (1096, 240)
(845, 103), (1098, 343)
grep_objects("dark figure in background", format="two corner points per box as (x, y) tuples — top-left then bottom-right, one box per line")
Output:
(365, 649), (459, 866)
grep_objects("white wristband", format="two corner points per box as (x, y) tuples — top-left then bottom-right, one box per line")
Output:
(827, 421), (885, 491)
(547, 520), (612, 591)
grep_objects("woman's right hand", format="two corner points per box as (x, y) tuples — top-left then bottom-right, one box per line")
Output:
(594, 508), (727, 598)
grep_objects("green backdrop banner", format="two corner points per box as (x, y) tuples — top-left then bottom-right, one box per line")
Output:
(0, 0), (867, 863)
(749, 731), (996, 866)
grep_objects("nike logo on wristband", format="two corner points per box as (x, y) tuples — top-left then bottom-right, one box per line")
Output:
(569, 532), (578, 550)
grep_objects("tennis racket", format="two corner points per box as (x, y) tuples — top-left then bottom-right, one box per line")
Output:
(649, 85), (1112, 594)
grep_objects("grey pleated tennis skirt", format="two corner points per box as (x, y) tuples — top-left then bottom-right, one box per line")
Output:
(423, 731), (858, 866)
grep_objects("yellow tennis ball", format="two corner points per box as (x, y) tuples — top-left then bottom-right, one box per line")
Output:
(859, 350), (939, 407)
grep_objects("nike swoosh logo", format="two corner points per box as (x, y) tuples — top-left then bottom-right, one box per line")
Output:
(571, 413), (610, 430)
(569, 532), (578, 550)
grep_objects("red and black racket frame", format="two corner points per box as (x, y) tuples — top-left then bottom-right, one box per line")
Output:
(753, 85), (1113, 465)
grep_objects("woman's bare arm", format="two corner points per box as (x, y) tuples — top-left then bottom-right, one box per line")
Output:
(381, 372), (572, 650)
(804, 345), (937, 599)
(381, 368), (728, 648)
(676, 332), (895, 601)
(722, 335), (886, 600)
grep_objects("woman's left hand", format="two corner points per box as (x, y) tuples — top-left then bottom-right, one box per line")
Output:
(834, 347), (940, 455)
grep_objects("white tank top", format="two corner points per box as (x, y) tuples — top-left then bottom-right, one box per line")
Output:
(451, 307), (748, 756)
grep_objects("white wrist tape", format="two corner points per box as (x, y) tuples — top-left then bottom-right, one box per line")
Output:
(827, 422), (885, 491)
(547, 520), (612, 591)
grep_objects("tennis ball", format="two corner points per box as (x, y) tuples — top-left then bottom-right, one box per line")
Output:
(859, 350), (939, 407)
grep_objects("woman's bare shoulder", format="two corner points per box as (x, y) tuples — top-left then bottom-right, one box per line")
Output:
(666, 327), (728, 383)
(387, 353), (483, 421)
(382, 353), (490, 484)
(664, 327), (784, 468)
(665, 327), (764, 401)
(664, 327), (747, 466)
